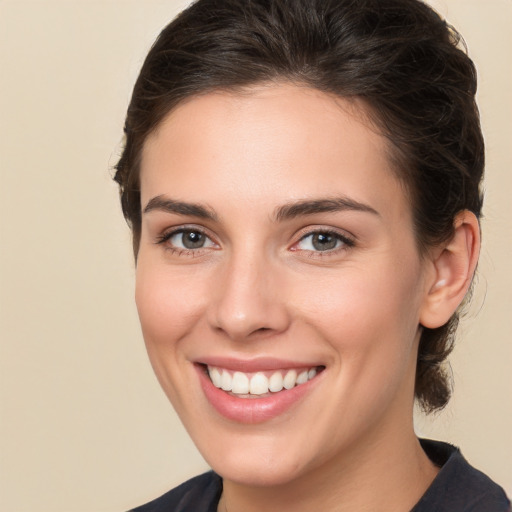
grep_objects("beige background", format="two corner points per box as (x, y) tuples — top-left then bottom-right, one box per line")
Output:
(0, 0), (510, 510)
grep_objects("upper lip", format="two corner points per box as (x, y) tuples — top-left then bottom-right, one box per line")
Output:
(195, 356), (324, 373)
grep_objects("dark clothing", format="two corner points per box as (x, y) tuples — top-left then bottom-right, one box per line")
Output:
(129, 439), (510, 511)
(411, 440), (510, 511)
(130, 471), (222, 512)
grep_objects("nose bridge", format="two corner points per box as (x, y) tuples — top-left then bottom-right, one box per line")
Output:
(208, 240), (289, 340)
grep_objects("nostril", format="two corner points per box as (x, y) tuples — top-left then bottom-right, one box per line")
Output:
(247, 326), (276, 338)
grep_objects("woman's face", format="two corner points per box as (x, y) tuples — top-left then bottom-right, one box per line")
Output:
(136, 84), (431, 486)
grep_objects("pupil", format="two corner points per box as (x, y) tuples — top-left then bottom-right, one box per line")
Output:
(183, 231), (205, 249)
(312, 233), (337, 251)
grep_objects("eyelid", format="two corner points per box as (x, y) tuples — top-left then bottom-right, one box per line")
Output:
(154, 224), (219, 249)
(153, 223), (355, 258)
(290, 226), (356, 252)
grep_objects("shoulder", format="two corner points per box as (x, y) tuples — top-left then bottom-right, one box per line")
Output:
(128, 471), (222, 512)
(413, 439), (510, 512)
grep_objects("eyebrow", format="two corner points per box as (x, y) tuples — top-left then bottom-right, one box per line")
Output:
(143, 195), (379, 223)
(143, 195), (217, 221)
(273, 197), (380, 221)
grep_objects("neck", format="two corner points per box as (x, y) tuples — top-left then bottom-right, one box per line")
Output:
(218, 422), (438, 512)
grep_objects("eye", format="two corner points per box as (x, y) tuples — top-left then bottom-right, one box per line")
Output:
(170, 229), (213, 249)
(156, 228), (217, 252)
(294, 230), (354, 253)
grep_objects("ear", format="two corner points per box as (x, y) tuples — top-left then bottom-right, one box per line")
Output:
(419, 211), (480, 329)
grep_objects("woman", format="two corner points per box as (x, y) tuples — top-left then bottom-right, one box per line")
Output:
(114, 0), (510, 510)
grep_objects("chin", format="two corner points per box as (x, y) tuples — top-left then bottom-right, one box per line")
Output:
(187, 421), (325, 488)
(210, 451), (310, 487)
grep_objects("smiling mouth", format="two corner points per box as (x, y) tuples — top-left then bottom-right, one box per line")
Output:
(201, 364), (325, 398)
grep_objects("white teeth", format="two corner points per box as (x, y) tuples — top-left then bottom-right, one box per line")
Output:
(268, 371), (284, 392)
(209, 367), (222, 388)
(296, 370), (308, 385)
(283, 369), (297, 390)
(221, 369), (232, 391)
(232, 372), (249, 394)
(208, 365), (320, 395)
(249, 373), (269, 395)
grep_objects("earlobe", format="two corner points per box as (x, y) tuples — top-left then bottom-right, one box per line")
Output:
(419, 211), (480, 329)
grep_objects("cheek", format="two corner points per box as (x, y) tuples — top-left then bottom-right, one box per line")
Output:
(134, 261), (211, 415)
(134, 261), (208, 349)
(292, 261), (423, 370)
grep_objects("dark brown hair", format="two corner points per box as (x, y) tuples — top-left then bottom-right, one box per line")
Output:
(114, 0), (484, 412)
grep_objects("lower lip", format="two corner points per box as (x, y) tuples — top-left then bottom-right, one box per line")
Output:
(196, 365), (321, 424)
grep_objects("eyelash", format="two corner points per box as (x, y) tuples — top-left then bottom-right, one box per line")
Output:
(154, 226), (218, 257)
(292, 228), (355, 258)
(154, 226), (355, 258)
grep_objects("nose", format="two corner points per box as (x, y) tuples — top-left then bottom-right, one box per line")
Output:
(207, 250), (291, 341)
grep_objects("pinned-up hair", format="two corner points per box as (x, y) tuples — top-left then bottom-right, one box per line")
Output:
(114, 0), (484, 412)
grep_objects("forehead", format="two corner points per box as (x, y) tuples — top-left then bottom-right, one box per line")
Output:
(140, 84), (409, 222)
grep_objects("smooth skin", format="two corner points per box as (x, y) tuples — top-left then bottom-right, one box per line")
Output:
(136, 84), (480, 512)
